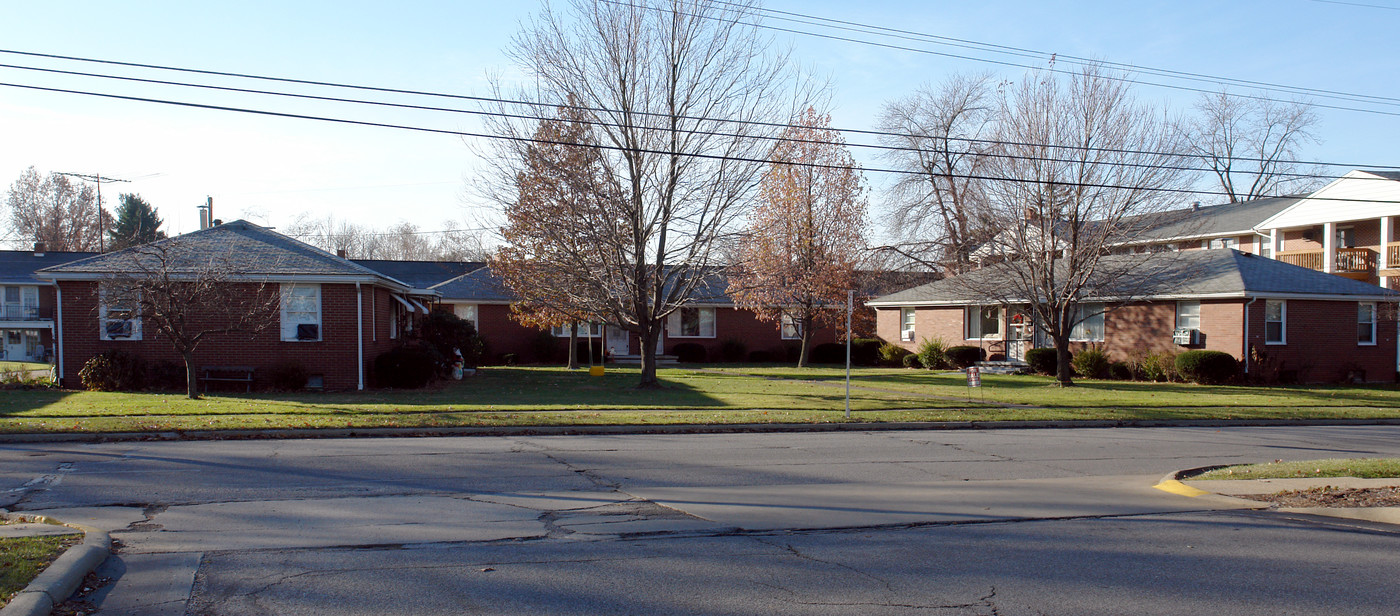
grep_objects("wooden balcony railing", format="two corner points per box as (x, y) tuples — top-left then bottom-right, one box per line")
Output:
(1276, 250), (1322, 271)
(1388, 243), (1400, 270)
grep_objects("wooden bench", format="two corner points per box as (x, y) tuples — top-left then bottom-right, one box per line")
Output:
(200, 366), (255, 392)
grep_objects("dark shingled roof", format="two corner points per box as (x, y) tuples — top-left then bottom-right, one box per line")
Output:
(431, 267), (516, 302)
(0, 250), (99, 285)
(871, 249), (1399, 305)
(353, 260), (483, 289)
(38, 220), (406, 285)
(1125, 196), (1303, 243)
(1362, 170), (1400, 181)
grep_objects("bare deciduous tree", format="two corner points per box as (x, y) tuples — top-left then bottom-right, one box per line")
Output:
(876, 74), (998, 274)
(480, 0), (809, 387)
(4, 166), (113, 251)
(285, 214), (488, 261)
(728, 108), (868, 367)
(1188, 90), (1322, 202)
(100, 238), (282, 398)
(963, 65), (1194, 386)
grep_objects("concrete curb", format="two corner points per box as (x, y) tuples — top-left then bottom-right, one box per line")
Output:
(5, 417), (1400, 444)
(1155, 467), (1400, 525)
(0, 513), (111, 616)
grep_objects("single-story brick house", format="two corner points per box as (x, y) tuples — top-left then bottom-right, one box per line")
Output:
(38, 221), (438, 390)
(0, 246), (96, 363)
(869, 249), (1400, 383)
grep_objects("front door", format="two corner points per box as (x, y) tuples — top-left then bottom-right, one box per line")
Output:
(2, 330), (25, 361)
(1007, 310), (1033, 362)
(605, 325), (630, 357)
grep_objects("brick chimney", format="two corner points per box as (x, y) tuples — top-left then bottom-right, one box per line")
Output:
(33, 241), (46, 257)
(336, 249), (348, 259)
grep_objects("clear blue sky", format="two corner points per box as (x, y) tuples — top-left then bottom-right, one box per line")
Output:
(2, 0), (1396, 241)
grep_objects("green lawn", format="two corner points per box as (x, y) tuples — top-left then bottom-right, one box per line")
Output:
(0, 361), (48, 373)
(0, 535), (81, 607)
(1, 365), (1398, 434)
(1189, 458), (1400, 481)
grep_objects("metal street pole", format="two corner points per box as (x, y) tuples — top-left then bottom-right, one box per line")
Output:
(845, 289), (853, 419)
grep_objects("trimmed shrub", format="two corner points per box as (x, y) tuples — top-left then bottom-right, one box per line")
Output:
(1071, 348), (1110, 379)
(916, 337), (950, 370)
(417, 311), (485, 369)
(851, 338), (883, 367)
(572, 339), (606, 364)
(719, 338), (748, 363)
(1025, 348), (1057, 376)
(527, 331), (561, 364)
(147, 360), (187, 391)
(1108, 361), (1133, 380)
(78, 349), (146, 392)
(810, 343), (845, 364)
(500, 353), (518, 366)
(1176, 350), (1238, 385)
(901, 353), (921, 368)
(747, 349), (774, 363)
(267, 360), (310, 391)
(1139, 351), (1179, 382)
(944, 346), (986, 369)
(879, 342), (912, 367)
(672, 342), (707, 363)
(374, 343), (440, 389)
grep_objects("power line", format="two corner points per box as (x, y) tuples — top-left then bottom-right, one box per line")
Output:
(4, 52), (1398, 176)
(8, 79), (1400, 205)
(598, 0), (1400, 119)
(700, 0), (1400, 107)
(1308, 0), (1400, 10)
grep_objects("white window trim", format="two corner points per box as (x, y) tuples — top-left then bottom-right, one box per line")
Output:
(552, 322), (604, 338)
(98, 286), (142, 341)
(1359, 302), (1377, 346)
(453, 303), (479, 331)
(780, 314), (801, 340)
(667, 307), (717, 339)
(1069, 303), (1105, 342)
(899, 307), (916, 341)
(1265, 299), (1286, 346)
(965, 306), (1003, 341)
(1175, 300), (1201, 331)
(281, 283), (323, 342)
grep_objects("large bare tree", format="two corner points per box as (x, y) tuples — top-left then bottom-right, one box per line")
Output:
(99, 238), (281, 398)
(876, 74), (998, 274)
(4, 166), (113, 251)
(1188, 90), (1321, 202)
(481, 0), (809, 387)
(728, 108), (868, 367)
(961, 65), (1194, 386)
(285, 214), (488, 261)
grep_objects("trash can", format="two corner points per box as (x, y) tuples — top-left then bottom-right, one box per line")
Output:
(589, 366), (605, 377)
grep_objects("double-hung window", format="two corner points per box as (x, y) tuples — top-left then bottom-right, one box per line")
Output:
(900, 308), (916, 341)
(780, 314), (801, 340)
(667, 307), (716, 338)
(1069, 303), (1105, 342)
(453, 304), (479, 331)
(98, 284), (141, 341)
(965, 306), (1002, 340)
(552, 322), (603, 337)
(1265, 300), (1286, 345)
(1175, 301), (1201, 330)
(1358, 302), (1377, 346)
(281, 283), (322, 342)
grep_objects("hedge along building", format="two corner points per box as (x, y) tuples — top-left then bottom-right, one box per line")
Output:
(37, 220), (437, 391)
(869, 249), (1400, 383)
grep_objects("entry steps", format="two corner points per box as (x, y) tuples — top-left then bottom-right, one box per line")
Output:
(972, 360), (1030, 375)
(610, 354), (679, 365)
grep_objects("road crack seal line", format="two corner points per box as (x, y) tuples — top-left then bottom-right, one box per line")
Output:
(756, 537), (896, 593)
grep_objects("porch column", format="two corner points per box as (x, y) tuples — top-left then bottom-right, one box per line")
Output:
(1269, 228), (1280, 259)
(1381, 216), (1392, 288)
(1323, 222), (1335, 273)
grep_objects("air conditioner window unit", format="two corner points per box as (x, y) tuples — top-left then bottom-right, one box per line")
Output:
(900, 330), (915, 342)
(1172, 328), (1201, 345)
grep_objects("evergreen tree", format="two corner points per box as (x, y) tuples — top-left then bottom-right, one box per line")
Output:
(108, 193), (166, 250)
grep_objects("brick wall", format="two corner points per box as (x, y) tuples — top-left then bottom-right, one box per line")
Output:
(1244, 298), (1397, 383)
(661, 306), (839, 361)
(57, 280), (386, 391)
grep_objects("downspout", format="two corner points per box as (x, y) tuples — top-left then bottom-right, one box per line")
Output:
(55, 285), (63, 383)
(1242, 296), (1258, 375)
(356, 282), (364, 391)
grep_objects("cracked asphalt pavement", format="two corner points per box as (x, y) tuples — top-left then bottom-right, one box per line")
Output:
(4, 426), (1400, 614)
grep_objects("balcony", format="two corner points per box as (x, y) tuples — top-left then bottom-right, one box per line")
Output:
(1387, 243), (1400, 276)
(1275, 247), (1377, 281)
(0, 305), (52, 321)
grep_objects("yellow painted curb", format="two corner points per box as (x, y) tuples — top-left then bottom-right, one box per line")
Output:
(1153, 479), (1211, 497)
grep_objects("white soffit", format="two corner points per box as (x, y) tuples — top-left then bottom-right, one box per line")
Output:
(1257, 171), (1400, 229)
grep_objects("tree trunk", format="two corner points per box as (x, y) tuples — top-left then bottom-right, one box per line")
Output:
(637, 324), (662, 389)
(1053, 336), (1075, 387)
(567, 322), (580, 370)
(797, 315), (814, 368)
(182, 350), (200, 400)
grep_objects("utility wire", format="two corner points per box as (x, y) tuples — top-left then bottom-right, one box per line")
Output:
(4, 48), (1398, 172)
(599, 0), (1400, 119)
(7, 79), (1400, 205)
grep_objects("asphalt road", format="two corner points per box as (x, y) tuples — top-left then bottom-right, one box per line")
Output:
(4, 426), (1400, 615)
